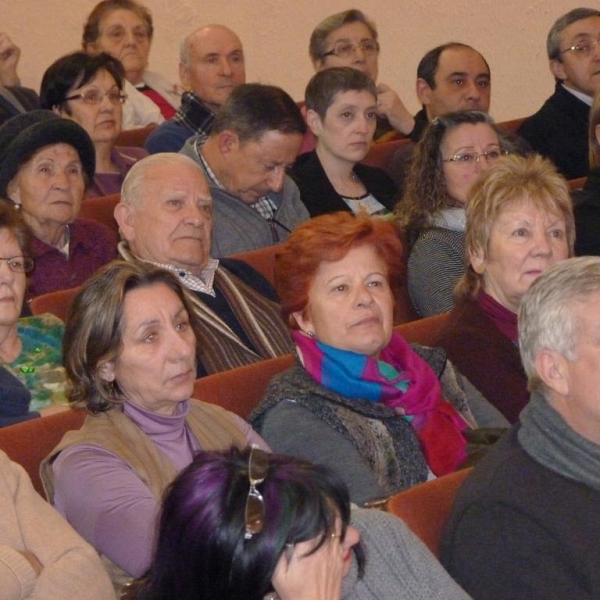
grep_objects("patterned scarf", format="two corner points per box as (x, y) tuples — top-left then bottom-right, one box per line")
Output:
(172, 91), (215, 135)
(293, 330), (468, 475)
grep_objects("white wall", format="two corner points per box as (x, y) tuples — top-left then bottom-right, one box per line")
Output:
(4, 0), (593, 122)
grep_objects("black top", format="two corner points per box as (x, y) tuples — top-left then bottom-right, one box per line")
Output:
(573, 170), (600, 256)
(290, 150), (398, 218)
(0, 86), (40, 127)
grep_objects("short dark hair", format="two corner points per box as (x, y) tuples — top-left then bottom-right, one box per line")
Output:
(547, 8), (600, 60)
(134, 447), (364, 600)
(305, 67), (377, 119)
(211, 84), (306, 143)
(40, 52), (125, 114)
(63, 261), (201, 413)
(417, 42), (489, 89)
(82, 0), (153, 47)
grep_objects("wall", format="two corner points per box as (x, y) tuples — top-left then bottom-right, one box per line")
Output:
(4, 0), (593, 122)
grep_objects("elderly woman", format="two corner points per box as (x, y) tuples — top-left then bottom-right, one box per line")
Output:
(0, 110), (118, 298)
(40, 52), (147, 198)
(0, 202), (67, 426)
(291, 67), (397, 218)
(83, 0), (180, 128)
(573, 88), (600, 256)
(40, 261), (268, 592)
(131, 448), (471, 600)
(309, 9), (414, 141)
(250, 212), (508, 506)
(432, 154), (573, 423)
(395, 110), (505, 317)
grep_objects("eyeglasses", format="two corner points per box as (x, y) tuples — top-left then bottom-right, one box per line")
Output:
(443, 149), (509, 165)
(64, 89), (127, 105)
(0, 256), (34, 273)
(321, 40), (380, 59)
(244, 445), (269, 540)
(559, 37), (600, 57)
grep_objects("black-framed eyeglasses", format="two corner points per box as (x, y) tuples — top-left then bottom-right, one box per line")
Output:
(244, 445), (269, 540)
(443, 149), (510, 165)
(64, 89), (127, 105)
(559, 37), (600, 58)
(321, 40), (380, 59)
(0, 256), (34, 273)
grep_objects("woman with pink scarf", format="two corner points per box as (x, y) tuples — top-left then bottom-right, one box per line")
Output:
(250, 212), (508, 505)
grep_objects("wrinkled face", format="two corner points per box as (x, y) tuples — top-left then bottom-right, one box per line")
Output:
(8, 144), (85, 231)
(294, 245), (394, 357)
(310, 89), (377, 163)
(316, 21), (378, 82)
(418, 47), (491, 120)
(551, 16), (600, 97)
(61, 69), (122, 147)
(116, 162), (213, 277)
(219, 130), (302, 204)
(99, 283), (197, 415)
(0, 229), (26, 326)
(441, 123), (500, 206)
(180, 26), (245, 112)
(472, 199), (569, 313)
(89, 8), (151, 83)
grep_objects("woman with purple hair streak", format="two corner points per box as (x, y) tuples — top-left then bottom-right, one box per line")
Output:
(128, 447), (472, 600)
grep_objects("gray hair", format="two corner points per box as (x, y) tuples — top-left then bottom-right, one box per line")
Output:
(519, 256), (600, 395)
(179, 30), (194, 66)
(547, 7), (600, 60)
(309, 9), (378, 63)
(120, 153), (204, 209)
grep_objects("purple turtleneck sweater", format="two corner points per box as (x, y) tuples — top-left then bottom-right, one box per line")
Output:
(52, 400), (268, 577)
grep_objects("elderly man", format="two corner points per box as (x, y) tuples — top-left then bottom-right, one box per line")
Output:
(113, 153), (293, 376)
(410, 42), (491, 142)
(519, 8), (600, 179)
(180, 83), (308, 257)
(145, 25), (245, 154)
(441, 256), (600, 599)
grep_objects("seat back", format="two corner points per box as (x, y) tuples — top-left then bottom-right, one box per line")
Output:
(229, 244), (284, 287)
(29, 286), (80, 321)
(396, 313), (450, 346)
(0, 409), (87, 498)
(193, 354), (294, 419)
(569, 177), (587, 191)
(115, 124), (157, 147)
(386, 467), (472, 557)
(361, 138), (412, 176)
(79, 193), (120, 234)
(497, 117), (526, 133)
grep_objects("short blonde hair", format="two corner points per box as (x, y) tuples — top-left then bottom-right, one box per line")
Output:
(455, 154), (575, 301)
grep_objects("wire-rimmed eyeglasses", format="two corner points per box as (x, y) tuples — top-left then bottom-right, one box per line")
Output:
(0, 256), (34, 273)
(244, 445), (269, 540)
(321, 40), (380, 59)
(559, 37), (600, 58)
(443, 149), (510, 165)
(64, 89), (127, 105)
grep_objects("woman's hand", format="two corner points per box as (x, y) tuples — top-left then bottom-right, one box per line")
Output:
(0, 33), (21, 86)
(272, 536), (345, 600)
(376, 83), (415, 136)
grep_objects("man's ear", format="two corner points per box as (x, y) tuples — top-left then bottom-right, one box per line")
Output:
(179, 62), (191, 90)
(217, 130), (240, 155)
(535, 348), (570, 397)
(114, 202), (135, 242)
(305, 109), (324, 137)
(416, 77), (434, 105)
(98, 360), (115, 383)
(549, 59), (567, 83)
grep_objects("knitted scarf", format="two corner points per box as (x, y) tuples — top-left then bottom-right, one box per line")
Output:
(293, 331), (467, 476)
(519, 392), (600, 491)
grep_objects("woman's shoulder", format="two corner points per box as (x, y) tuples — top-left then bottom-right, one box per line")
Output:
(18, 314), (64, 343)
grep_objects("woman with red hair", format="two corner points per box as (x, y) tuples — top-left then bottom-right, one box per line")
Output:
(250, 212), (507, 505)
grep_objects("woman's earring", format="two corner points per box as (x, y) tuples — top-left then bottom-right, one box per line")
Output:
(307, 331), (315, 338)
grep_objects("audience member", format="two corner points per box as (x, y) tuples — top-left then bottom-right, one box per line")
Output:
(395, 111), (504, 317)
(131, 447), (472, 600)
(0, 33), (39, 127)
(83, 0), (181, 128)
(433, 154), (573, 423)
(40, 51), (147, 198)
(0, 111), (118, 299)
(0, 202), (68, 426)
(113, 153), (293, 376)
(41, 261), (269, 592)
(251, 212), (508, 506)
(0, 449), (115, 599)
(145, 25), (245, 154)
(442, 256), (600, 600)
(518, 7), (600, 179)
(573, 87), (600, 255)
(309, 9), (414, 143)
(180, 84), (308, 257)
